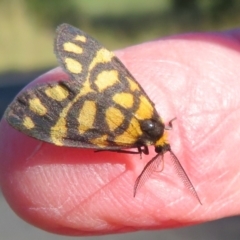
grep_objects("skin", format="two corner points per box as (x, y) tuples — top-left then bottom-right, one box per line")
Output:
(1, 29), (240, 236)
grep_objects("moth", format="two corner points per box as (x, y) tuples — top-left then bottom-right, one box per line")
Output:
(5, 23), (200, 203)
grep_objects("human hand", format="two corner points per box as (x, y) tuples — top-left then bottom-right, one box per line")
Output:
(1, 29), (240, 235)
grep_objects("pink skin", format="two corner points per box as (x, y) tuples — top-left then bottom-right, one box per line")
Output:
(1, 30), (240, 236)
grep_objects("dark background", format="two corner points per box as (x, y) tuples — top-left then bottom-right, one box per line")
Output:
(1, 0), (240, 239)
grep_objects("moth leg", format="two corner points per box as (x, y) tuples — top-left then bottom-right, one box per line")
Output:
(95, 145), (149, 157)
(95, 149), (139, 154)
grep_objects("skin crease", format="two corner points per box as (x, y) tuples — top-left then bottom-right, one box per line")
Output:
(1, 29), (240, 236)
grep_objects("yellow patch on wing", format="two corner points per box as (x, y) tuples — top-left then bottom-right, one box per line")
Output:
(45, 84), (69, 101)
(105, 107), (124, 131)
(65, 57), (82, 74)
(90, 135), (108, 148)
(126, 77), (140, 91)
(50, 117), (67, 146)
(89, 48), (114, 71)
(23, 116), (35, 129)
(63, 42), (83, 54)
(95, 70), (119, 92)
(79, 79), (94, 97)
(114, 117), (142, 145)
(135, 95), (153, 120)
(29, 98), (47, 116)
(78, 100), (96, 134)
(74, 35), (87, 42)
(112, 92), (134, 109)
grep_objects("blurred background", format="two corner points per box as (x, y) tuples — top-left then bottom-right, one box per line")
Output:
(0, 0), (240, 239)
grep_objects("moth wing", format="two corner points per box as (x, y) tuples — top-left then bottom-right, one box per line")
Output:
(5, 24), (160, 149)
(5, 80), (139, 149)
(5, 81), (79, 146)
(54, 24), (160, 146)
